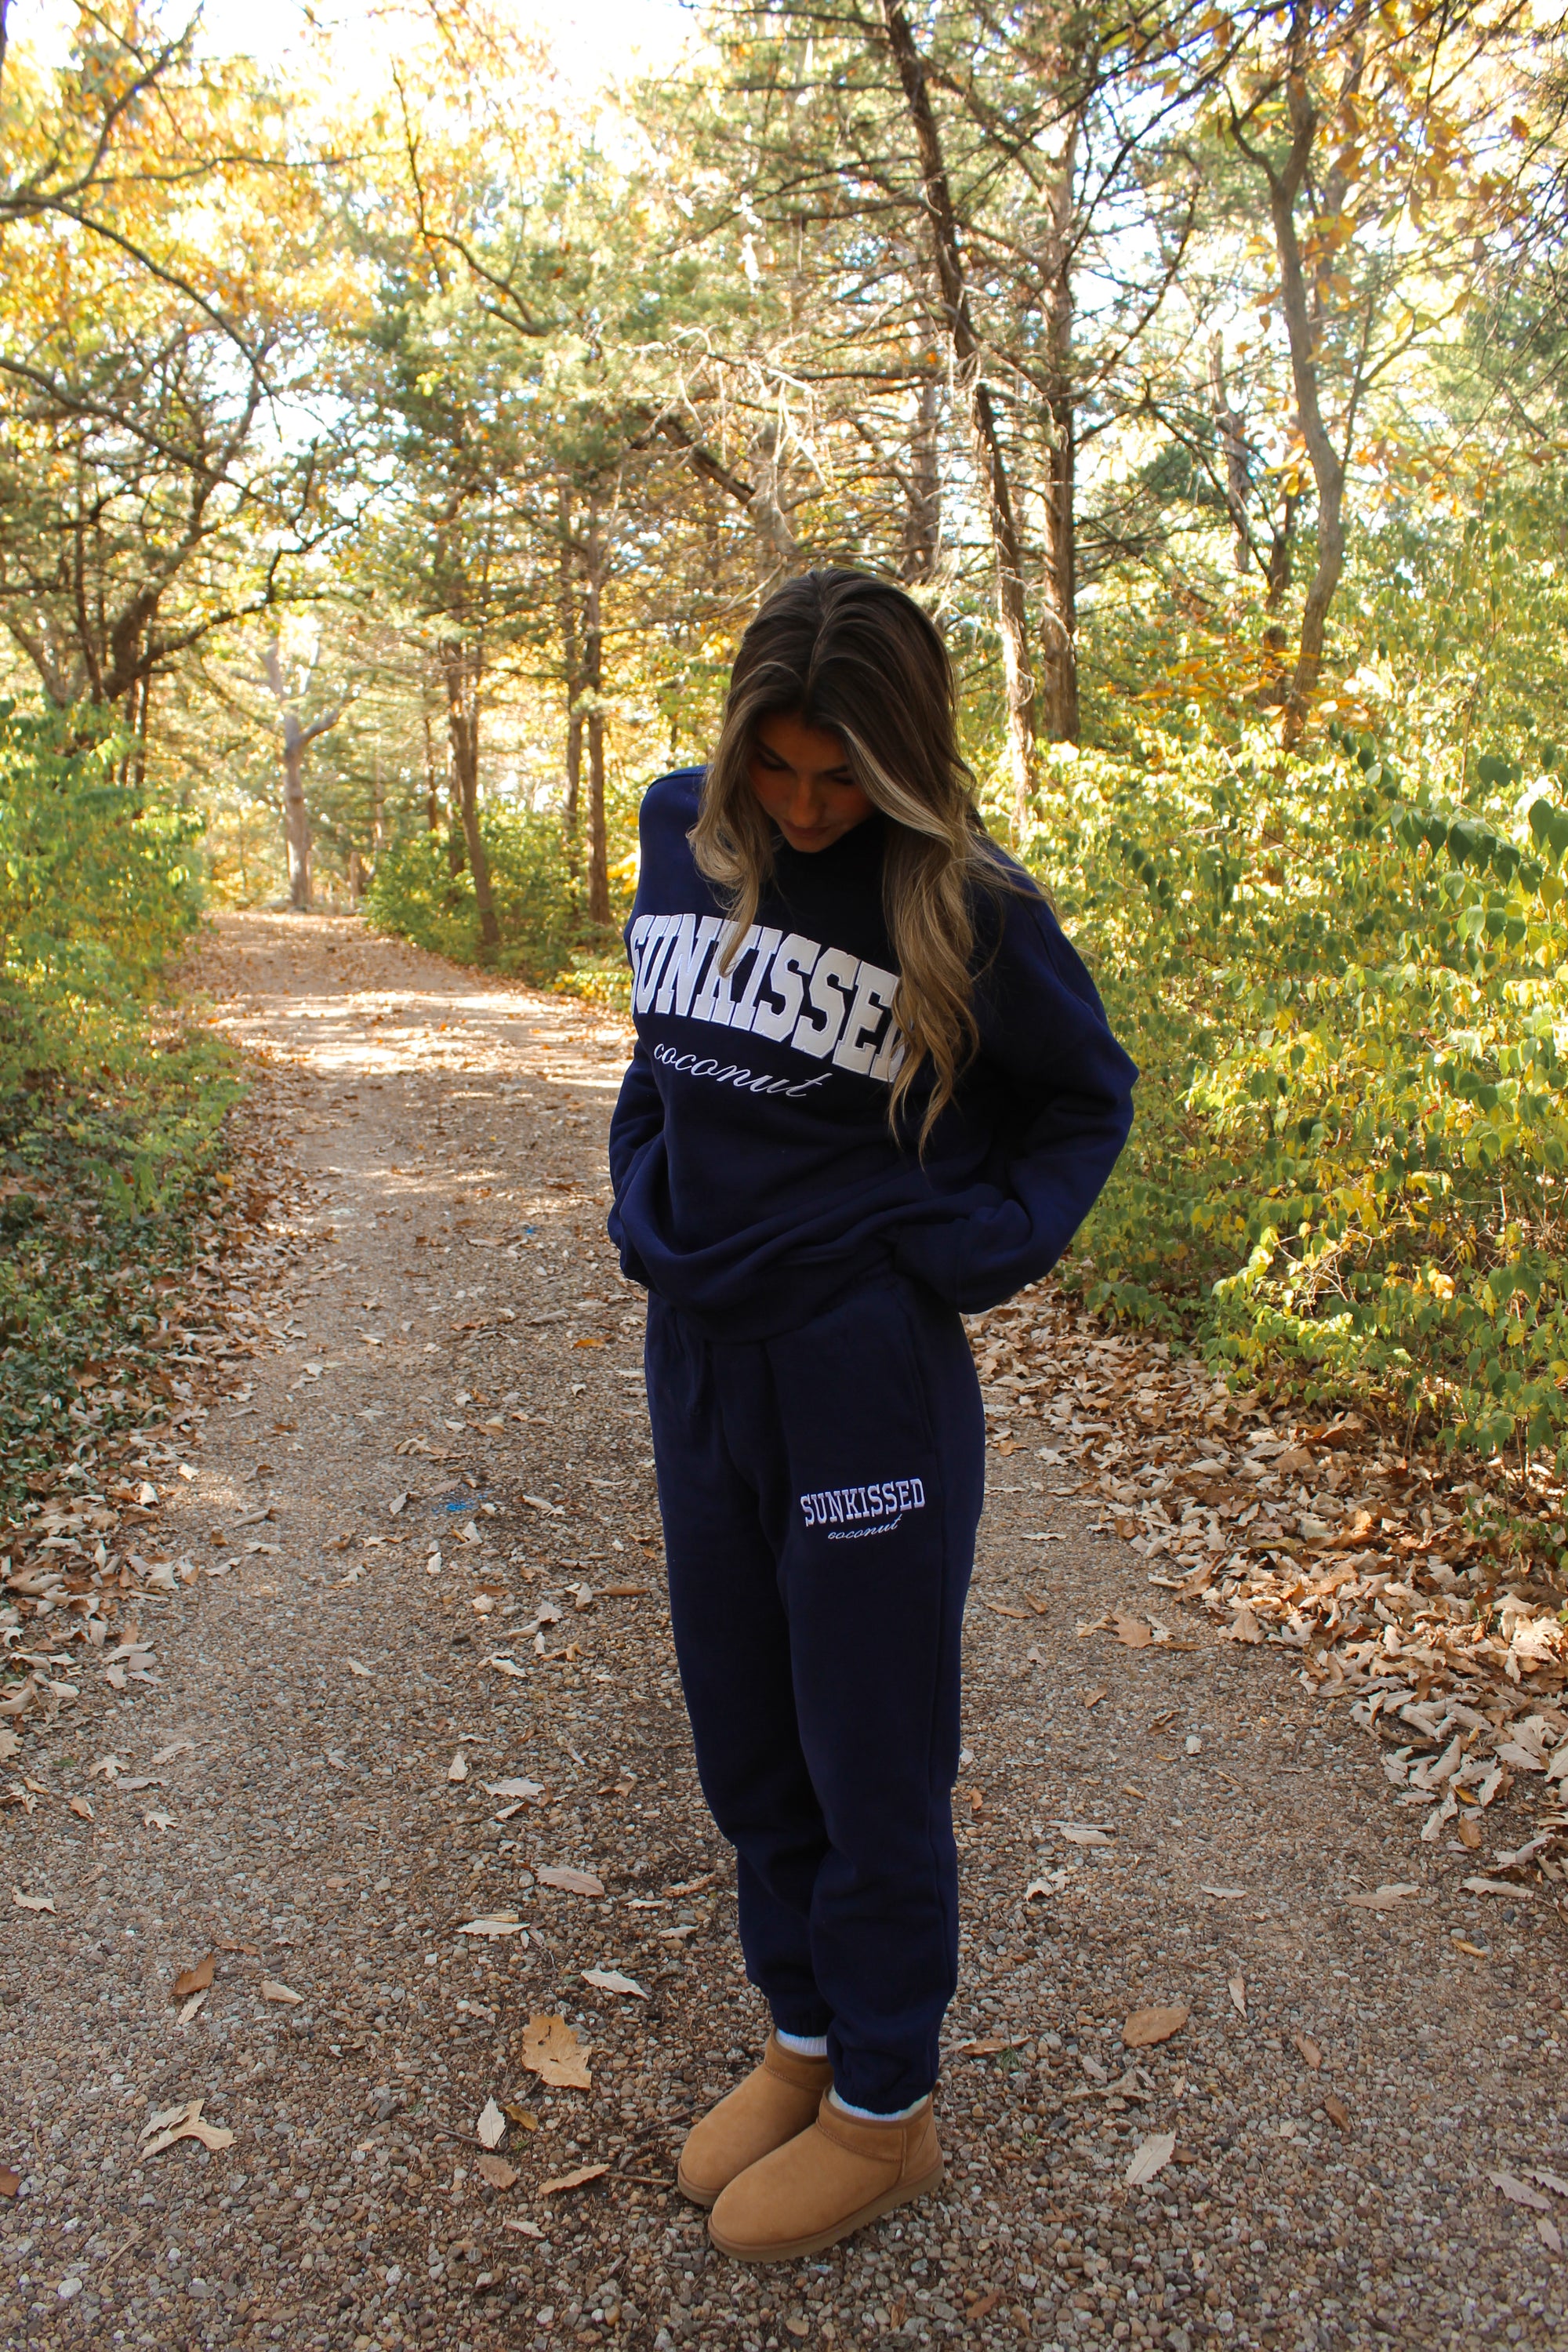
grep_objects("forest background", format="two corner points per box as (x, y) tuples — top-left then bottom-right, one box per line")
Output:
(4, 0), (1568, 1584)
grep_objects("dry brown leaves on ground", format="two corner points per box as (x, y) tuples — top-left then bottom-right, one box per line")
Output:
(0, 1080), (319, 1760)
(971, 1286), (1568, 1899)
(517, 2015), (592, 2091)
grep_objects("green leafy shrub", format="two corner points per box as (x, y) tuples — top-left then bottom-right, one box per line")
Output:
(1029, 721), (1568, 1475)
(0, 700), (204, 1091)
(0, 702), (239, 1504)
(365, 812), (581, 978)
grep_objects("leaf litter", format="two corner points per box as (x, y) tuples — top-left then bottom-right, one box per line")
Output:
(963, 1288), (1568, 1887)
(517, 2014), (592, 2090)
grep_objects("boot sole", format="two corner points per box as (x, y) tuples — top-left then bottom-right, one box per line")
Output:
(708, 2157), (945, 2263)
(676, 2163), (720, 2209)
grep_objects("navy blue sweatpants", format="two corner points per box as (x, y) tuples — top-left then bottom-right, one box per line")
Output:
(644, 1272), (985, 2115)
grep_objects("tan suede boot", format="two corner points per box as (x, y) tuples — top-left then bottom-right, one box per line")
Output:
(707, 2090), (943, 2261)
(677, 2034), (834, 2208)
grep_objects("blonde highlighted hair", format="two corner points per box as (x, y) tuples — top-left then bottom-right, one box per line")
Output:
(691, 568), (1029, 1146)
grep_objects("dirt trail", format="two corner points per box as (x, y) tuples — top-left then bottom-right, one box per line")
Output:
(2, 909), (1563, 2352)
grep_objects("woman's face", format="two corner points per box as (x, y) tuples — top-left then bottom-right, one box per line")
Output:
(748, 710), (875, 854)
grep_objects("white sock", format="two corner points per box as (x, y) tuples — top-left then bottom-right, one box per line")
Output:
(829, 2089), (927, 2124)
(775, 2029), (829, 2060)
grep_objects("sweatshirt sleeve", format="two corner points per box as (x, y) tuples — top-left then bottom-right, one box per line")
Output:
(891, 884), (1136, 1313)
(606, 1036), (663, 1287)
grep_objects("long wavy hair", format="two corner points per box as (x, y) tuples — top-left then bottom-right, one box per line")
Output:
(691, 568), (1026, 1145)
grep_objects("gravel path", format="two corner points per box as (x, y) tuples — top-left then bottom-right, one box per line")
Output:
(3, 910), (1564, 2352)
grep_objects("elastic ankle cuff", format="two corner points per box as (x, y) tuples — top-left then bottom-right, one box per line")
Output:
(775, 2030), (829, 2060)
(829, 2089), (927, 2123)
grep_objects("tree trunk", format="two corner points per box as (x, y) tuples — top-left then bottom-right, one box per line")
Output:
(263, 640), (347, 912)
(1232, 13), (1352, 737)
(440, 637), (500, 952)
(1207, 332), (1254, 575)
(422, 707), (441, 832)
(1037, 160), (1080, 744)
(583, 500), (611, 927)
(747, 419), (803, 584)
(1264, 494), (1298, 612)
(281, 714), (311, 912)
(899, 375), (942, 585)
(881, 0), (1037, 823)
(557, 477), (583, 857)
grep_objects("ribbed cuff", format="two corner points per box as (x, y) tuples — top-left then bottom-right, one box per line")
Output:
(775, 2030), (829, 2060)
(829, 2088), (927, 2123)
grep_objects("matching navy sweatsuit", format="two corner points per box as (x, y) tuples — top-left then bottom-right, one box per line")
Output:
(608, 770), (1136, 2114)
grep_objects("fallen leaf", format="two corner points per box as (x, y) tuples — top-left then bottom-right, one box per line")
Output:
(1457, 1813), (1483, 1851)
(539, 2161), (609, 2196)
(518, 2013), (592, 2090)
(477, 2098), (506, 2150)
(1125, 2132), (1177, 2187)
(0, 1730), (17, 1762)
(583, 1968), (648, 2000)
(458, 1913), (528, 1939)
(1450, 1935), (1490, 1958)
(1323, 2092), (1351, 2130)
(178, 1989), (209, 2026)
(448, 1751), (468, 1783)
(1490, 2169), (1551, 2212)
(503, 2215), (544, 2237)
(260, 1980), (303, 2005)
(600, 1584), (648, 1598)
(1113, 1613), (1152, 1649)
(536, 1864), (605, 1896)
(477, 2153), (517, 2190)
(960, 2037), (1014, 2056)
(503, 2103), (539, 2130)
(1537, 2214), (1563, 2256)
(151, 1738), (195, 1766)
(482, 1778), (545, 1802)
(1057, 1823), (1113, 1847)
(1222, 1605), (1265, 1644)
(13, 1888), (54, 1913)
(965, 2291), (1002, 2321)
(983, 1600), (1033, 1621)
(1342, 1883), (1419, 1910)
(346, 1660), (372, 1679)
(1294, 2032), (1323, 2071)
(1083, 1686), (1109, 1710)
(1200, 1885), (1247, 1900)
(1228, 1974), (1247, 2018)
(1530, 2169), (1568, 2198)
(68, 1795), (93, 1820)
(140, 2097), (234, 2157)
(1123, 2005), (1189, 2049)
(1461, 1875), (1534, 1898)
(0, 2169), (16, 2197)
(171, 1953), (216, 2002)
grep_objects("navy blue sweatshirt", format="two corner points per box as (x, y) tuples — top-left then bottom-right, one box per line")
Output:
(606, 768), (1137, 1341)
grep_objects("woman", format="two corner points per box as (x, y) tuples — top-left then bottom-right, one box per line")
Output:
(608, 569), (1135, 2262)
